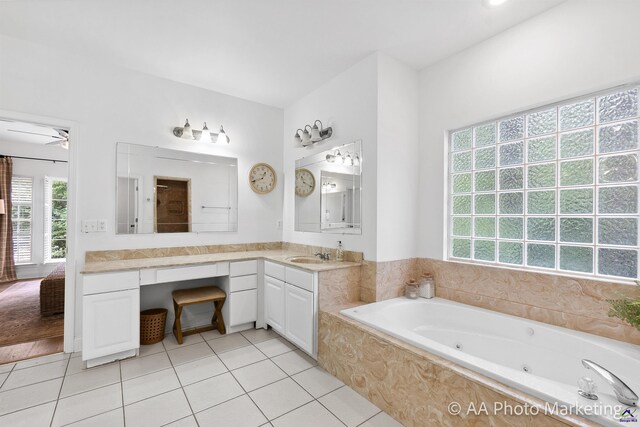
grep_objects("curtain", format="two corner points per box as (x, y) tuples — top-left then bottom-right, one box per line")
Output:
(0, 157), (16, 283)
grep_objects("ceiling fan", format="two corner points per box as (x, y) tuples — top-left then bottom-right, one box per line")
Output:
(7, 127), (69, 149)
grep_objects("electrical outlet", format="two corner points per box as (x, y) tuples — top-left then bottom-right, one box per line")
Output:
(276, 219), (282, 229)
(97, 220), (107, 232)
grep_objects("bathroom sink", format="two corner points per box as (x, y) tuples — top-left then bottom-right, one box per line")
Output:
(286, 256), (325, 264)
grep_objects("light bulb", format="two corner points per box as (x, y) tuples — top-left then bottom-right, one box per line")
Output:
(199, 122), (212, 143)
(217, 125), (228, 144)
(310, 123), (321, 142)
(182, 119), (193, 139)
(326, 154), (335, 163)
(301, 129), (311, 146)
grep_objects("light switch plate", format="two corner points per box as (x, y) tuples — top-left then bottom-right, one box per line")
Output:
(82, 220), (98, 233)
(97, 220), (107, 232)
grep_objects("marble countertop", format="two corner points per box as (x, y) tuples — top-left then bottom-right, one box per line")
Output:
(81, 249), (361, 274)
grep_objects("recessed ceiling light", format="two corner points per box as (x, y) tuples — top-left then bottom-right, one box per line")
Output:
(484, 0), (509, 7)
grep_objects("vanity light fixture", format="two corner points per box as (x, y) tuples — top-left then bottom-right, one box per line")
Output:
(217, 125), (230, 144)
(326, 149), (360, 166)
(180, 119), (193, 139)
(294, 120), (332, 147)
(199, 122), (212, 143)
(173, 119), (231, 143)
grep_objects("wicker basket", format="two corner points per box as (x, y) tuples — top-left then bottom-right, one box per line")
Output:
(140, 308), (168, 345)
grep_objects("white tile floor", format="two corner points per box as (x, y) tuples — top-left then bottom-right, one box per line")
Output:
(0, 329), (404, 427)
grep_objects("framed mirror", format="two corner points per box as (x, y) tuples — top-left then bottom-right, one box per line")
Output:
(116, 143), (238, 234)
(295, 140), (362, 234)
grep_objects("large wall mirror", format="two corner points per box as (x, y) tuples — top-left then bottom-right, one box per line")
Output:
(116, 143), (238, 234)
(295, 140), (361, 234)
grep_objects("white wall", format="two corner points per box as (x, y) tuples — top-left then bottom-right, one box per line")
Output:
(0, 34), (284, 340)
(283, 52), (421, 262)
(376, 54), (420, 262)
(283, 54), (379, 259)
(0, 141), (68, 278)
(418, 0), (640, 259)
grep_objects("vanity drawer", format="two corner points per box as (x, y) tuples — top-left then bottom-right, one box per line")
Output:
(230, 260), (258, 277)
(83, 270), (139, 295)
(147, 262), (228, 284)
(264, 261), (285, 281)
(285, 267), (314, 292)
(230, 275), (257, 292)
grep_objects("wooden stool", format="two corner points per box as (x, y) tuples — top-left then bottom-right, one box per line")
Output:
(172, 286), (226, 344)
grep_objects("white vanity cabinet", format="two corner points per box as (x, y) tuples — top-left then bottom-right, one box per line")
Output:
(82, 271), (140, 367)
(264, 275), (286, 335)
(263, 261), (318, 357)
(220, 260), (258, 334)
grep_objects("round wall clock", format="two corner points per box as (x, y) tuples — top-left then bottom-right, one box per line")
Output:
(295, 168), (315, 197)
(249, 163), (277, 194)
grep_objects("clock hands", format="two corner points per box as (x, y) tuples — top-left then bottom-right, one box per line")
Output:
(251, 172), (267, 183)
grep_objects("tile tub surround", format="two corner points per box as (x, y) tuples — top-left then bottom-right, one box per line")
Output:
(418, 258), (640, 345)
(355, 257), (640, 345)
(0, 329), (401, 427)
(318, 309), (596, 427)
(360, 259), (417, 303)
(319, 267), (362, 310)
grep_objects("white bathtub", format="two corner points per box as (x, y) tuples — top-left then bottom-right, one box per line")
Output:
(341, 298), (640, 426)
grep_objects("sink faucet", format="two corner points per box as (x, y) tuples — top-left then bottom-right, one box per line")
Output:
(314, 252), (330, 261)
(581, 359), (638, 406)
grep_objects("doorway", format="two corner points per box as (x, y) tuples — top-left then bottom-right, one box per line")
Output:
(154, 176), (191, 233)
(0, 117), (73, 364)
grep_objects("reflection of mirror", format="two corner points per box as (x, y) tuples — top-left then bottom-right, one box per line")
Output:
(116, 143), (238, 234)
(321, 171), (361, 231)
(295, 140), (361, 234)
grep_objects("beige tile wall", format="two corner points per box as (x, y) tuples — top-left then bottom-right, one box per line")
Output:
(359, 257), (640, 344)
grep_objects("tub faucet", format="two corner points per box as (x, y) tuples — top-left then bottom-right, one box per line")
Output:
(581, 359), (638, 406)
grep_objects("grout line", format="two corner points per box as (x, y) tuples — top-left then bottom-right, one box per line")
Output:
(49, 353), (71, 427)
(160, 414), (195, 427)
(164, 337), (198, 423)
(355, 410), (383, 427)
(57, 406), (123, 427)
(119, 359), (126, 427)
(314, 384), (350, 427)
(225, 342), (271, 423)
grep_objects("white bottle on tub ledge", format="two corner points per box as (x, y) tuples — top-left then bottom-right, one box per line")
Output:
(419, 273), (435, 299)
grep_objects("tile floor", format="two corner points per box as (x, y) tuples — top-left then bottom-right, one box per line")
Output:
(0, 328), (403, 427)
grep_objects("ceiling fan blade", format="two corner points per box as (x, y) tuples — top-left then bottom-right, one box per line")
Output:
(46, 140), (62, 146)
(56, 129), (69, 139)
(8, 129), (64, 139)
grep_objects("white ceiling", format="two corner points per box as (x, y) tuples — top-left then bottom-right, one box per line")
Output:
(0, 0), (564, 107)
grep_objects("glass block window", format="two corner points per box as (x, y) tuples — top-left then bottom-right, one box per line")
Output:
(449, 85), (640, 280)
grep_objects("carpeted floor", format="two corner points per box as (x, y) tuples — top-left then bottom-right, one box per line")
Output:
(0, 279), (64, 347)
